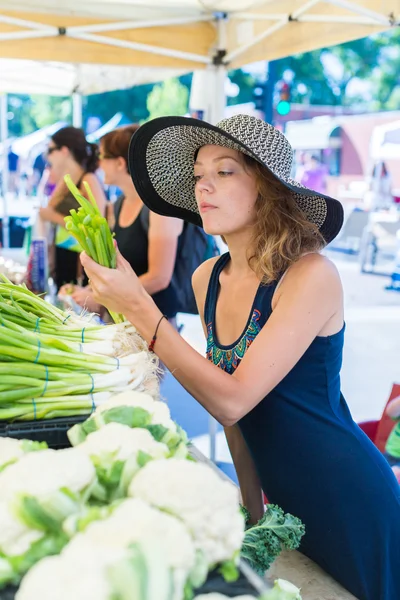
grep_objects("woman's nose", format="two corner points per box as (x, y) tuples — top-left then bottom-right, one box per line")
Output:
(197, 176), (214, 193)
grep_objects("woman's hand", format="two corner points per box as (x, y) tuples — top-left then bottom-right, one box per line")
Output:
(80, 248), (151, 317)
(72, 285), (102, 313)
(59, 283), (75, 296)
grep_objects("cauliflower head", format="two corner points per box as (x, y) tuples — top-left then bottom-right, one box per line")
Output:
(79, 423), (169, 463)
(128, 459), (245, 566)
(0, 448), (95, 502)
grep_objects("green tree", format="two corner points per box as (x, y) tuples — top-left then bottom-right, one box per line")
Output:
(146, 77), (189, 120)
(7, 94), (70, 137)
(30, 95), (71, 129)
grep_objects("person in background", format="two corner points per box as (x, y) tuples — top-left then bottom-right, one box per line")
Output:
(39, 126), (106, 290)
(365, 161), (393, 211)
(7, 146), (19, 196)
(298, 153), (328, 195)
(62, 124), (183, 326)
(29, 152), (47, 196)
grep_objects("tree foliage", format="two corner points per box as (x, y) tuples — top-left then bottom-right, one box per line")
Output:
(6, 28), (400, 139)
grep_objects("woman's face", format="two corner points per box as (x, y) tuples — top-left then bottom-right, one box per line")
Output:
(194, 145), (258, 236)
(46, 141), (66, 174)
(99, 144), (124, 186)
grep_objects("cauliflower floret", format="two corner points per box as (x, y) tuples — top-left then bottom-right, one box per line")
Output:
(0, 438), (46, 472)
(17, 535), (173, 600)
(79, 423), (169, 463)
(79, 498), (194, 572)
(97, 390), (176, 430)
(0, 501), (43, 557)
(67, 498), (195, 600)
(0, 448), (95, 502)
(129, 459), (245, 566)
(0, 438), (24, 469)
(16, 543), (125, 600)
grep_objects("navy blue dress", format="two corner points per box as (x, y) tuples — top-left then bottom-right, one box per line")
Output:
(205, 253), (400, 600)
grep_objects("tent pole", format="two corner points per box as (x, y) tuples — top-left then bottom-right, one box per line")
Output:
(0, 93), (10, 249)
(72, 93), (83, 128)
(209, 13), (227, 124)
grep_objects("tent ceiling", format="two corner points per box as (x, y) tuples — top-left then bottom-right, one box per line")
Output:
(0, 1), (398, 95)
(0, 59), (185, 95)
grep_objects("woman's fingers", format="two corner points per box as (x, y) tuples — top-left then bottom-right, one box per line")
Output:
(115, 246), (131, 271)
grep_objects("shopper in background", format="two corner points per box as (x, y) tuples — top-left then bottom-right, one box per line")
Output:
(365, 161), (393, 211)
(298, 153), (328, 195)
(39, 126), (106, 290)
(8, 146), (20, 196)
(63, 124), (183, 325)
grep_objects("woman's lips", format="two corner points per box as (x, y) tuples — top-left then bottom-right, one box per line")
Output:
(199, 202), (217, 213)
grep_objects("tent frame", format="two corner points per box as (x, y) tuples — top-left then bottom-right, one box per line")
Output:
(0, 1), (397, 67)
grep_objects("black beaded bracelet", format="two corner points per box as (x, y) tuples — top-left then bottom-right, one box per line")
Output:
(148, 315), (167, 352)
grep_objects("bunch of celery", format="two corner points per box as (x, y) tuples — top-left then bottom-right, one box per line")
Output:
(63, 175), (124, 324)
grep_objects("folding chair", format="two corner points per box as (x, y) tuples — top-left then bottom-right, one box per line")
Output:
(358, 383), (400, 452)
(329, 209), (369, 255)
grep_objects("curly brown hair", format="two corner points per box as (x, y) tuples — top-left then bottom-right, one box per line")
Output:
(243, 155), (325, 283)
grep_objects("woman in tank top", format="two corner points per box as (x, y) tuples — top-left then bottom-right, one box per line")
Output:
(81, 115), (400, 600)
(65, 125), (183, 322)
(39, 126), (106, 290)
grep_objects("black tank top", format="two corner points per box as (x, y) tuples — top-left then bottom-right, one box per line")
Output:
(113, 197), (179, 318)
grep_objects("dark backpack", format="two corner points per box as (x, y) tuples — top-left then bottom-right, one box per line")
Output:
(140, 207), (220, 314)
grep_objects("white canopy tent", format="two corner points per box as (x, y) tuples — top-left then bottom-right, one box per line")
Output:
(370, 119), (400, 160)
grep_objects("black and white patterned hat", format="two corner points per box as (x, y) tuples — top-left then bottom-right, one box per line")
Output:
(129, 114), (343, 244)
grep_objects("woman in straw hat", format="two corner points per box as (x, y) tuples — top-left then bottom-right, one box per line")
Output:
(81, 115), (400, 600)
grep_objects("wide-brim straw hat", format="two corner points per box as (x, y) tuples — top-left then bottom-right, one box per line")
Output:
(128, 114), (343, 244)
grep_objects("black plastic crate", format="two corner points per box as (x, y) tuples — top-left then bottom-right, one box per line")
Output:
(0, 416), (87, 449)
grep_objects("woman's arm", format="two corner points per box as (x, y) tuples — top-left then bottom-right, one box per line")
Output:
(38, 205), (66, 227)
(82, 252), (343, 427)
(47, 179), (70, 209)
(138, 213), (183, 296)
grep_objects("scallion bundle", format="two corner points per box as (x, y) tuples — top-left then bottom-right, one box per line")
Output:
(63, 175), (124, 324)
(0, 279), (159, 421)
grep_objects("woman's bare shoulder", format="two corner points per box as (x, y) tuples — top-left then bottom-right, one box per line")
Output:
(192, 255), (220, 293)
(273, 252), (343, 309)
(285, 253), (341, 286)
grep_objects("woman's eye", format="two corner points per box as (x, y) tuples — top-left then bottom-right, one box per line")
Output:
(194, 175), (202, 182)
(218, 171), (233, 177)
